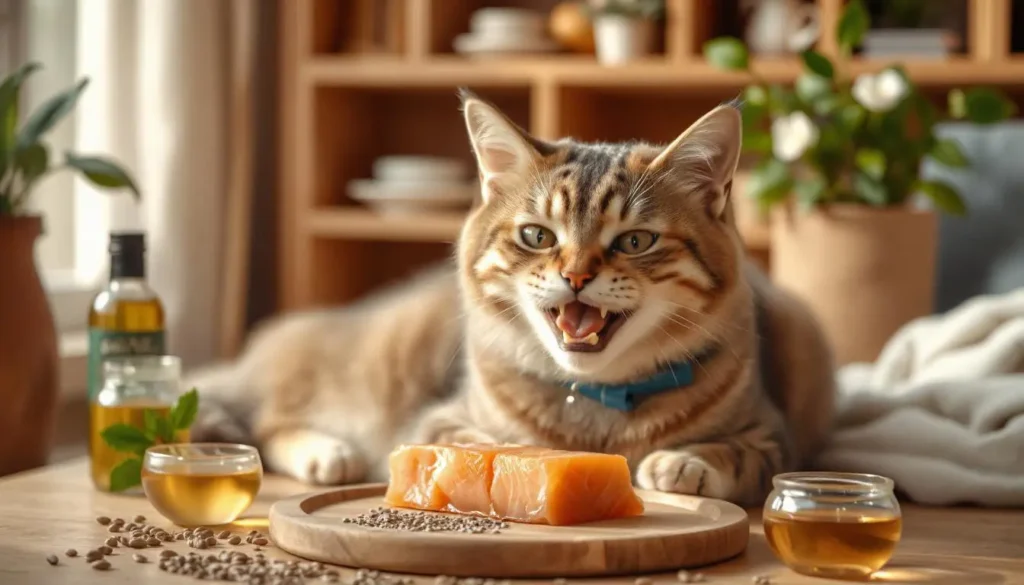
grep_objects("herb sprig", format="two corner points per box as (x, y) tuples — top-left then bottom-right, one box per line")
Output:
(101, 388), (199, 492)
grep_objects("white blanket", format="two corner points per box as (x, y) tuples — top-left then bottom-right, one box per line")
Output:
(814, 288), (1024, 507)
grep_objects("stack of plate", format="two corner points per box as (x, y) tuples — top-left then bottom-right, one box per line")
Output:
(347, 156), (478, 215)
(454, 8), (560, 57)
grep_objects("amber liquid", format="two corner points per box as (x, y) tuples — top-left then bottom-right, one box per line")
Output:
(142, 466), (262, 527)
(89, 403), (189, 491)
(764, 510), (902, 578)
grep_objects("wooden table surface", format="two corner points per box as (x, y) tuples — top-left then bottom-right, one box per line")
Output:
(2, 459), (1022, 585)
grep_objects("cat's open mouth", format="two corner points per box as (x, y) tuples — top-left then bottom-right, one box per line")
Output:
(544, 301), (627, 353)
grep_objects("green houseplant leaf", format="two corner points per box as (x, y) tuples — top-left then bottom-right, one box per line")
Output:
(836, 0), (870, 55)
(109, 458), (144, 493)
(960, 88), (1017, 124)
(853, 171), (888, 206)
(0, 62), (42, 178)
(917, 179), (967, 216)
(800, 50), (834, 79)
(855, 149), (886, 181)
(747, 159), (794, 209)
(14, 143), (49, 184)
(703, 37), (749, 71)
(795, 174), (828, 211)
(65, 151), (141, 198)
(930, 138), (969, 168)
(16, 78), (89, 150)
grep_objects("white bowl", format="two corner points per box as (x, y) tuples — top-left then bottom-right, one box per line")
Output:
(454, 33), (560, 56)
(347, 179), (478, 212)
(372, 156), (469, 182)
(470, 8), (546, 32)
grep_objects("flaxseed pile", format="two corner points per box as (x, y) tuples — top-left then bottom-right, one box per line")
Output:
(342, 507), (509, 534)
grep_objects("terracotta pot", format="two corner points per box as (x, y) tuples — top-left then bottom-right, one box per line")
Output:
(770, 204), (938, 365)
(0, 216), (59, 476)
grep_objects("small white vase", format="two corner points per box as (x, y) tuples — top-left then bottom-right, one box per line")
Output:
(593, 15), (653, 65)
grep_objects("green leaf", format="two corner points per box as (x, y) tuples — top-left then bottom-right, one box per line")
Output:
(100, 424), (154, 454)
(743, 129), (772, 154)
(794, 175), (828, 211)
(143, 409), (160, 440)
(853, 171), (888, 206)
(747, 158), (794, 209)
(836, 0), (870, 55)
(800, 50), (834, 79)
(948, 89), (966, 119)
(855, 148), (886, 180)
(109, 457), (143, 493)
(917, 179), (967, 216)
(768, 84), (799, 114)
(961, 88), (1017, 124)
(0, 62), (42, 178)
(64, 152), (141, 199)
(14, 143), (48, 184)
(839, 103), (867, 132)
(744, 85), (768, 106)
(930, 138), (969, 168)
(16, 78), (89, 150)
(170, 388), (199, 431)
(703, 37), (749, 71)
(795, 73), (832, 105)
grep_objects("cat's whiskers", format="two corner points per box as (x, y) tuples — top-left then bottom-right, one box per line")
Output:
(661, 300), (755, 335)
(655, 323), (712, 380)
(661, 311), (742, 364)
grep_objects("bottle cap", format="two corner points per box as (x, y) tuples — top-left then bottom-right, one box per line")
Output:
(109, 232), (147, 279)
(109, 232), (146, 256)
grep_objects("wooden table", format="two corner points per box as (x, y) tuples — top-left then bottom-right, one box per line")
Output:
(2, 459), (1022, 585)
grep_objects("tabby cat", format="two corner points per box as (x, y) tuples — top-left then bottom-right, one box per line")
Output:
(188, 90), (836, 506)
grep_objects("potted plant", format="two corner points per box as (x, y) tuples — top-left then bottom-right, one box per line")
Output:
(586, 0), (663, 65)
(0, 62), (139, 476)
(703, 0), (1016, 364)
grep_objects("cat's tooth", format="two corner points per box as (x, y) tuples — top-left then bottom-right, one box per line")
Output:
(559, 303), (566, 315)
(583, 332), (600, 345)
(600, 307), (608, 319)
(562, 331), (573, 344)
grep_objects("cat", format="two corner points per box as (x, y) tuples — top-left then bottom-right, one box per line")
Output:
(188, 89), (836, 507)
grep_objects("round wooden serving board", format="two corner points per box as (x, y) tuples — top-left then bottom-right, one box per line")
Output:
(268, 484), (749, 578)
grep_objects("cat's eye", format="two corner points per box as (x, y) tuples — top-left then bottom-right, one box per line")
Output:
(613, 230), (658, 255)
(520, 224), (557, 250)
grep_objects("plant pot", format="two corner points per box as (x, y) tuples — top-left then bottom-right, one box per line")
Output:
(0, 216), (59, 476)
(770, 204), (938, 365)
(593, 15), (654, 65)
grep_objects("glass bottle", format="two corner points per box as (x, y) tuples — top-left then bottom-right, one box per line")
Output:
(89, 355), (189, 491)
(87, 232), (166, 403)
(763, 472), (902, 579)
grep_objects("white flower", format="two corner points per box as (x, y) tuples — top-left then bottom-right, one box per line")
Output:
(771, 111), (819, 162)
(852, 69), (909, 113)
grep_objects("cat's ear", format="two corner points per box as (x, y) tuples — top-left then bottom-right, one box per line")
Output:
(648, 103), (742, 218)
(460, 88), (550, 202)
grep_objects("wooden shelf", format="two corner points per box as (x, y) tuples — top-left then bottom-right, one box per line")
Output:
(305, 56), (1024, 89)
(306, 207), (465, 242)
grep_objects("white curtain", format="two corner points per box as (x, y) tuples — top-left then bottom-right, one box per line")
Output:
(75, 0), (230, 368)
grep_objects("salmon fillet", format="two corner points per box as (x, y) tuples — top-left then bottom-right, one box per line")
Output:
(384, 443), (645, 526)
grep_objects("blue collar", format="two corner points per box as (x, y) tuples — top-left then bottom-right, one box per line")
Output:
(563, 360), (700, 412)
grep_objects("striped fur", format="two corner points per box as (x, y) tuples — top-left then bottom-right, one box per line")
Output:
(186, 92), (836, 507)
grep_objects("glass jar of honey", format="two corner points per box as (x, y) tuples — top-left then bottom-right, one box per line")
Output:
(89, 355), (189, 492)
(763, 472), (902, 579)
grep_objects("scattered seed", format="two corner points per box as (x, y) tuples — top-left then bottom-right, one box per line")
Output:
(46, 554), (59, 566)
(95, 516), (111, 526)
(205, 537), (217, 547)
(253, 537), (268, 546)
(147, 537), (162, 547)
(85, 550), (104, 562)
(753, 576), (772, 585)
(104, 537), (119, 548)
(98, 545), (113, 555)
(133, 553), (148, 563)
(134, 515), (146, 523)
(64, 548), (77, 558)
(343, 508), (511, 535)
(129, 539), (147, 549)
(107, 525), (121, 533)
(691, 574), (706, 583)
(119, 536), (131, 546)
(160, 550), (178, 558)
(91, 560), (111, 571)
(217, 530), (231, 539)
(228, 536), (241, 545)
(554, 580), (567, 585)
(635, 578), (653, 585)
(254, 546), (263, 552)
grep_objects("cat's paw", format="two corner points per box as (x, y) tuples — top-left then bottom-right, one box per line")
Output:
(434, 426), (498, 445)
(266, 431), (368, 486)
(636, 448), (734, 500)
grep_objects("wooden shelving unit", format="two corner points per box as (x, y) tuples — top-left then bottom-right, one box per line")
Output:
(278, 0), (1024, 311)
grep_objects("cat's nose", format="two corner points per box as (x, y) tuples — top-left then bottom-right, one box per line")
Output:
(562, 271), (594, 292)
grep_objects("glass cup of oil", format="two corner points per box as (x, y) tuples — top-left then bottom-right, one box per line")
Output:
(763, 472), (902, 580)
(142, 443), (263, 527)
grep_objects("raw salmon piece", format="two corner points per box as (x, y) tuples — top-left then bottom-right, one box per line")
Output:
(383, 443), (644, 526)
